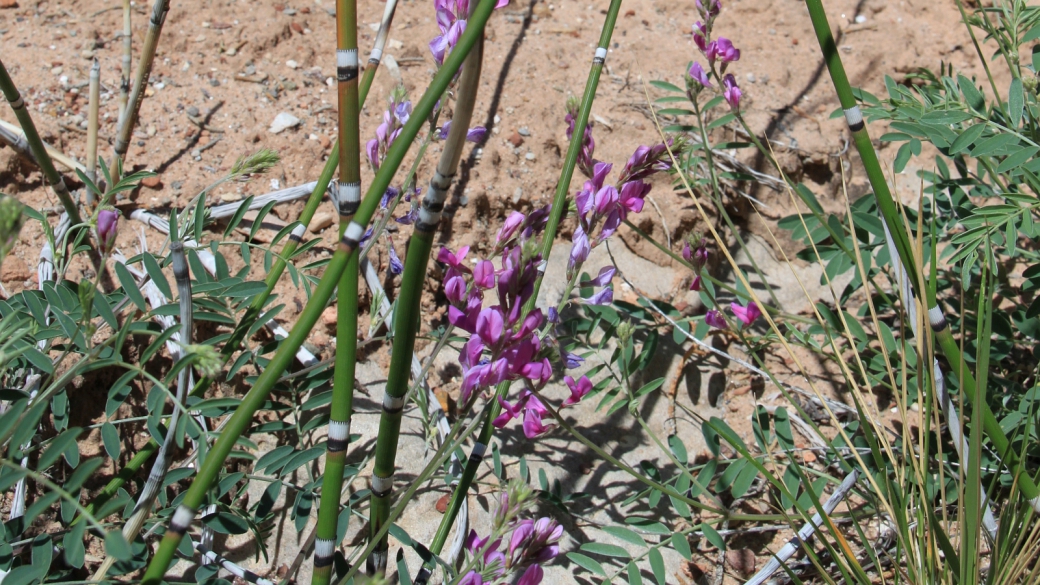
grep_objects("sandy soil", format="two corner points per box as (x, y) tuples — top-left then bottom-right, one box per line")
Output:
(0, 0), (998, 583)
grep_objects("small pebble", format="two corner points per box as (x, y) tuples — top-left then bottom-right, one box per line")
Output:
(746, 73), (756, 83)
(854, 14), (866, 23)
(768, 28), (776, 35)
(493, 114), (501, 124)
(310, 212), (334, 232)
(507, 132), (523, 147)
(187, 106), (200, 117)
(518, 127), (530, 136)
(141, 176), (162, 189)
(286, 59), (299, 69)
(525, 152), (536, 161)
(269, 112), (301, 133)
(209, 78), (220, 87)
(50, 66), (62, 75)
(80, 49), (94, 59)
(512, 187), (523, 203)
(146, 125), (157, 137)
(283, 7), (297, 15)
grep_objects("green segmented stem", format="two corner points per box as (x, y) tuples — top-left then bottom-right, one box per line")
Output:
(140, 3), (496, 582)
(311, 0), (362, 579)
(0, 59), (81, 225)
(110, 0), (169, 175)
(803, 0), (1040, 506)
(414, 2), (624, 581)
(367, 6), (486, 573)
(80, 53), (386, 524)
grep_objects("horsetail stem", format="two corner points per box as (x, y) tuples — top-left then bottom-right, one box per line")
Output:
(413, 2), (624, 581)
(119, 0), (132, 121)
(366, 5), (487, 574)
(0, 59), (82, 225)
(111, 0), (169, 175)
(139, 3), (496, 581)
(310, 0), (363, 579)
(86, 59), (100, 201)
(803, 0), (1040, 509)
(78, 18), (396, 521)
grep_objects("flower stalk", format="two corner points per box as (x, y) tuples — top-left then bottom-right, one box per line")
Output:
(414, 1), (624, 581)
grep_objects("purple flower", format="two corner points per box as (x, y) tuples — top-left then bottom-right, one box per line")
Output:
(458, 572), (485, 585)
(522, 396), (552, 438)
(562, 349), (583, 369)
(566, 106), (597, 178)
(547, 307), (559, 324)
(97, 209), (118, 254)
(517, 565), (544, 585)
(689, 275), (702, 291)
(568, 225), (591, 270)
(445, 275), (467, 303)
(438, 245), (471, 273)
(366, 138), (380, 169)
(580, 266), (615, 288)
(705, 309), (727, 329)
(689, 61), (712, 87)
(473, 259), (495, 289)
(563, 375), (592, 406)
(619, 143), (670, 183)
(476, 307), (506, 348)
(693, 21), (708, 52)
(585, 286), (613, 306)
(387, 243), (403, 275)
(731, 301), (761, 326)
(696, 0), (720, 19)
(618, 180), (650, 216)
(466, 126), (487, 142)
(510, 517), (563, 565)
(723, 74), (742, 110)
(706, 37), (740, 64)
(497, 211), (525, 245)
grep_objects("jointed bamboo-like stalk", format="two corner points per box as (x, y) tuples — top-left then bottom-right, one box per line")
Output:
(413, 3), (623, 581)
(0, 119), (84, 172)
(310, 0), (363, 578)
(0, 59), (81, 224)
(86, 60), (101, 203)
(368, 6), (486, 574)
(802, 0), (1040, 512)
(119, 0), (132, 121)
(111, 0), (169, 173)
(138, 4), (497, 580)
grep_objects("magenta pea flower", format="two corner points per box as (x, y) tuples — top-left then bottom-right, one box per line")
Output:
(730, 300), (761, 326)
(706, 37), (740, 64)
(522, 396), (552, 438)
(693, 21), (708, 52)
(689, 275), (702, 291)
(438, 245), (471, 273)
(563, 375), (592, 406)
(689, 62), (712, 87)
(723, 74), (742, 110)
(705, 309), (727, 329)
(466, 126), (487, 142)
(473, 259), (495, 289)
(696, 0), (721, 19)
(97, 209), (118, 254)
(568, 225), (591, 270)
(618, 180), (650, 216)
(497, 211), (525, 245)
(517, 565), (544, 585)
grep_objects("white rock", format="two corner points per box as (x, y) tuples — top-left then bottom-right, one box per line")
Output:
(286, 60), (299, 69)
(269, 112), (301, 134)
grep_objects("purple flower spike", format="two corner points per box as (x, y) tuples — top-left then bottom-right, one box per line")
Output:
(97, 209), (118, 254)
(705, 309), (727, 329)
(723, 74), (743, 110)
(696, 0), (721, 19)
(689, 62), (712, 87)
(563, 375), (592, 406)
(731, 301), (761, 326)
